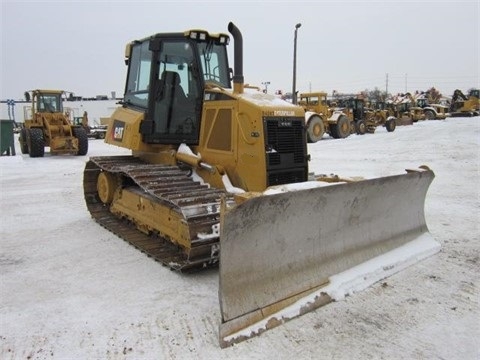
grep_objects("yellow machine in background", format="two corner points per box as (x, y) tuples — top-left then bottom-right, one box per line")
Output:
(389, 95), (424, 125)
(450, 89), (480, 117)
(19, 89), (88, 157)
(72, 111), (108, 139)
(334, 96), (396, 134)
(297, 91), (351, 142)
(83, 23), (436, 347)
(409, 92), (450, 120)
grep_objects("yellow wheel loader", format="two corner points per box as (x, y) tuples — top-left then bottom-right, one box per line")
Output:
(298, 92), (351, 142)
(19, 90), (88, 157)
(410, 93), (450, 120)
(83, 23), (438, 347)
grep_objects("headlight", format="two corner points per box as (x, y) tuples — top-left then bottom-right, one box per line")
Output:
(188, 30), (208, 41)
(219, 36), (229, 44)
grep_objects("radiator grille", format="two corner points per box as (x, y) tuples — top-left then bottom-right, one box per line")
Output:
(264, 117), (308, 186)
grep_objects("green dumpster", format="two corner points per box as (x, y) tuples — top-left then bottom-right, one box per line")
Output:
(0, 120), (16, 156)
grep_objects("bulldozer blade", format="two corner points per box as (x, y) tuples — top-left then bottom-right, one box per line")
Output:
(219, 168), (437, 347)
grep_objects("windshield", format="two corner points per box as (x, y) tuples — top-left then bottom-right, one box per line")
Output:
(197, 41), (230, 88)
(417, 98), (427, 107)
(37, 93), (62, 113)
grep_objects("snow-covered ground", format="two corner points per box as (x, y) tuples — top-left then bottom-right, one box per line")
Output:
(0, 117), (478, 359)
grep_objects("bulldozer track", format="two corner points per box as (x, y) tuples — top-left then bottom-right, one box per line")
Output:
(83, 155), (231, 272)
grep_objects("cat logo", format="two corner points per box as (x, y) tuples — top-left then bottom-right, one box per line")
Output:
(112, 120), (125, 141)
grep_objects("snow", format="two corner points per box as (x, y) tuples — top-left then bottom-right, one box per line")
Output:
(177, 143), (199, 158)
(177, 144), (245, 195)
(263, 179), (341, 195)
(323, 234), (441, 301)
(197, 224), (220, 241)
(1, 117), (479, 359)
(221, 175), (245, 195)
(234, 88), (297, 109)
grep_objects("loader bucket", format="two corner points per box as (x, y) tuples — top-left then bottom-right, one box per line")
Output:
(219, 168), (436, 347)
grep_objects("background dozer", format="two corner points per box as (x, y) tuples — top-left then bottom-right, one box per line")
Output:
(19, 89), (89, 157)
(83, 22), (438, 347)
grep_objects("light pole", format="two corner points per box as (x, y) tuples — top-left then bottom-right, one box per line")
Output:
(292, 23), (301, 104)
(262, 81), (270, 94)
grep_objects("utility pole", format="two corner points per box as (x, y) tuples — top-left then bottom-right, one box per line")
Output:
(292, 23), (301, 104)
(385, 73), (389, 97)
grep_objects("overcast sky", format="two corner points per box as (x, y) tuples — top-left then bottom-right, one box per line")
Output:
(1, 0), (478, 100)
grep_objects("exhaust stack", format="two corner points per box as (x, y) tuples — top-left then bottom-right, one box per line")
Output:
(228, 22), (244, 94)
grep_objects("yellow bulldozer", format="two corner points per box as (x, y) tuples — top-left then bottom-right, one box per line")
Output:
(83, 23), (438, 347)
(19, 89), (89, 157)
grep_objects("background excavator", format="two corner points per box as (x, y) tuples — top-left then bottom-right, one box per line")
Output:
(450, 89), (480, 117)
(83, 22), (437, 347)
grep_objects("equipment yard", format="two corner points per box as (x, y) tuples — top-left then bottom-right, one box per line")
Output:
(1, 117), (478, 359)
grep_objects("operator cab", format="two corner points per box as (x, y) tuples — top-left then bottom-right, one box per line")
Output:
(123, 30), (231, 145)
(36, 92), (63, 113)
(347, 98), (365, 120)
(415, 98), (428, 108)
(469, 89), (479, 98)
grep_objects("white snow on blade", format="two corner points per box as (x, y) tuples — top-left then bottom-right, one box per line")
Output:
(263, 180), (341, 195)
(222, 174), (245, 194)
(326, 233), (440, 300)
(223, 233), (441, 342)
